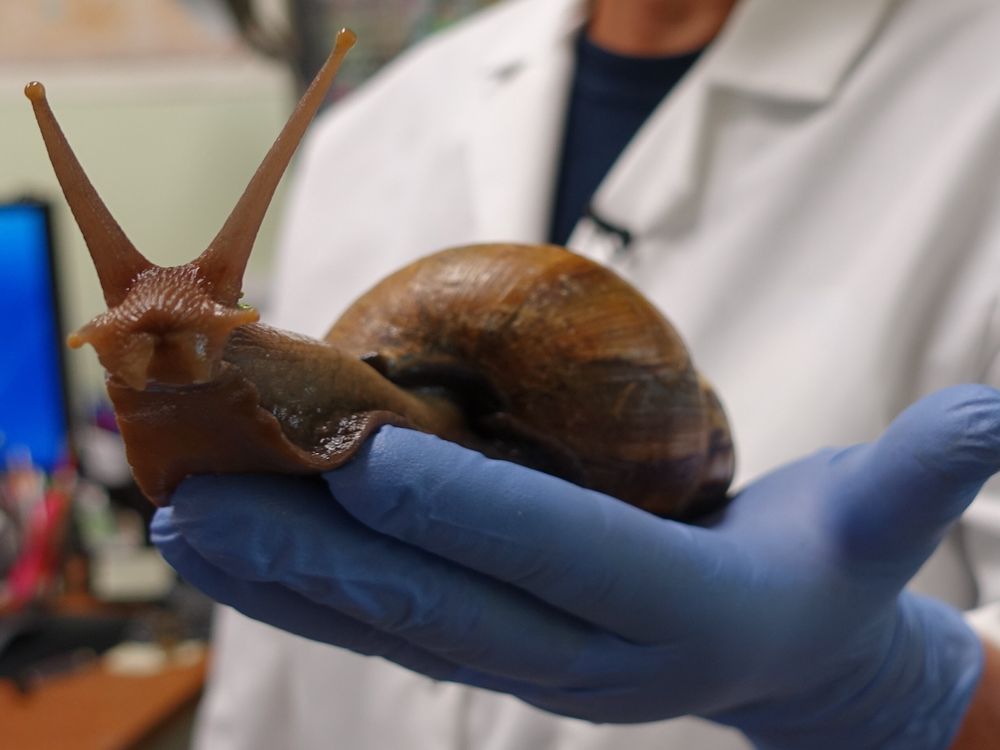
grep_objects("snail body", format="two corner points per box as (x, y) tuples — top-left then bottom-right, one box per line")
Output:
(28, 30), (734, 519)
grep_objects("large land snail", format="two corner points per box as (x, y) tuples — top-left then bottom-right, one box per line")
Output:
(27, 29), (734, 520)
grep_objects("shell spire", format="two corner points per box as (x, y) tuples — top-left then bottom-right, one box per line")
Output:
(195, 28), (357, 306)
(25, 81), (152, 306)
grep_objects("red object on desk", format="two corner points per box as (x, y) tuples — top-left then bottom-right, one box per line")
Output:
(5, 488), (72, 609)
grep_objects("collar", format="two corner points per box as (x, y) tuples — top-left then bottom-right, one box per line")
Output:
(479, 0), (586, 80)
(705, 0), (902, 103)
(464, 0), (903, 246)
(481, 0), (901, 105)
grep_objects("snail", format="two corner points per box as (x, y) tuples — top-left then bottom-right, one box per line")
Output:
(27, 29), (734, 520)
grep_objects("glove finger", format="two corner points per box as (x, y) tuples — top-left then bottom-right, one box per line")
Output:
(325, 427), (743, 644)
(159, 504), (713, 723)
(152, 505), (464, 680)
(829, 384), (1000, 567)
(165, 475), (637, 688)
(157, 506), (691, 722)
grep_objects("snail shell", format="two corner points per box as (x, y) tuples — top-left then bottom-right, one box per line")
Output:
(325, 243), (734, 517)
(27, 30), (734, 519)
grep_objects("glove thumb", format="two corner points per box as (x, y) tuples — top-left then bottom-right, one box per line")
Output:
(831, 383), (1000, 567)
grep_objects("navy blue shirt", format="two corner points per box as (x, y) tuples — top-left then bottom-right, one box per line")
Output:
(548, 34), (702, 245)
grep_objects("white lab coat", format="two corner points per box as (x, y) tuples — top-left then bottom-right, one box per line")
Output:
(193, 0), (1000, 748)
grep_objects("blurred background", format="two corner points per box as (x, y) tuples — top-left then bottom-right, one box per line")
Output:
(0, 2), (493, 748)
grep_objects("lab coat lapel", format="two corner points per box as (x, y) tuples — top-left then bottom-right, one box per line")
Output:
(463, 0), (585, 243)
(574, 0), (901, 263)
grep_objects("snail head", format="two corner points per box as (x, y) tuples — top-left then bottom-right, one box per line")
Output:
(25, 29), (357, 391)
(65, 265), (259, 390)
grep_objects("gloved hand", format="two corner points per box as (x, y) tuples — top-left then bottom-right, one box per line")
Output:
(152, 385), (999, 749)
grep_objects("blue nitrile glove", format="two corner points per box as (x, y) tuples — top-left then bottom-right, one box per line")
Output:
(152, 385), (999, 749)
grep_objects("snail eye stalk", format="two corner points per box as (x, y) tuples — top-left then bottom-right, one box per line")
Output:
(26, 28), (357, 309)
(24, 80), (152, 306)
(194, 28), (357, 306)
(28, 30), (356, 390)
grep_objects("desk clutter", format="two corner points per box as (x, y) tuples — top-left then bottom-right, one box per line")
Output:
(0, 198), (212, 748)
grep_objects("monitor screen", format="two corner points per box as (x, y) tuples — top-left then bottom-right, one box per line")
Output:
(0, 200), (69, 471)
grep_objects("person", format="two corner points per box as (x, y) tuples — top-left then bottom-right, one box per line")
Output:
(153, 0), (1000, 747)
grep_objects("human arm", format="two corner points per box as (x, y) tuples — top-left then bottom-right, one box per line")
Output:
(152, 384), (1000, 748)
(951, 640), (1000, 749)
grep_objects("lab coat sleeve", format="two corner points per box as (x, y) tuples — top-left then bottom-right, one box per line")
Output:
(900, 120), (1000, 643)
(965, 344), (1000, 648)
(965, 477), (1000, 648)
(192, 607), (300, 750)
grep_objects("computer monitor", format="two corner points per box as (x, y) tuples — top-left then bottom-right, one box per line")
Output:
(0, 200), (70, 472)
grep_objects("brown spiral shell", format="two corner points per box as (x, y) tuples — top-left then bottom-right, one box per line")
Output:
(324, 243), (734, 518)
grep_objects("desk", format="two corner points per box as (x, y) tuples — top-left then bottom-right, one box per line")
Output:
(0, 650), (207, 750)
